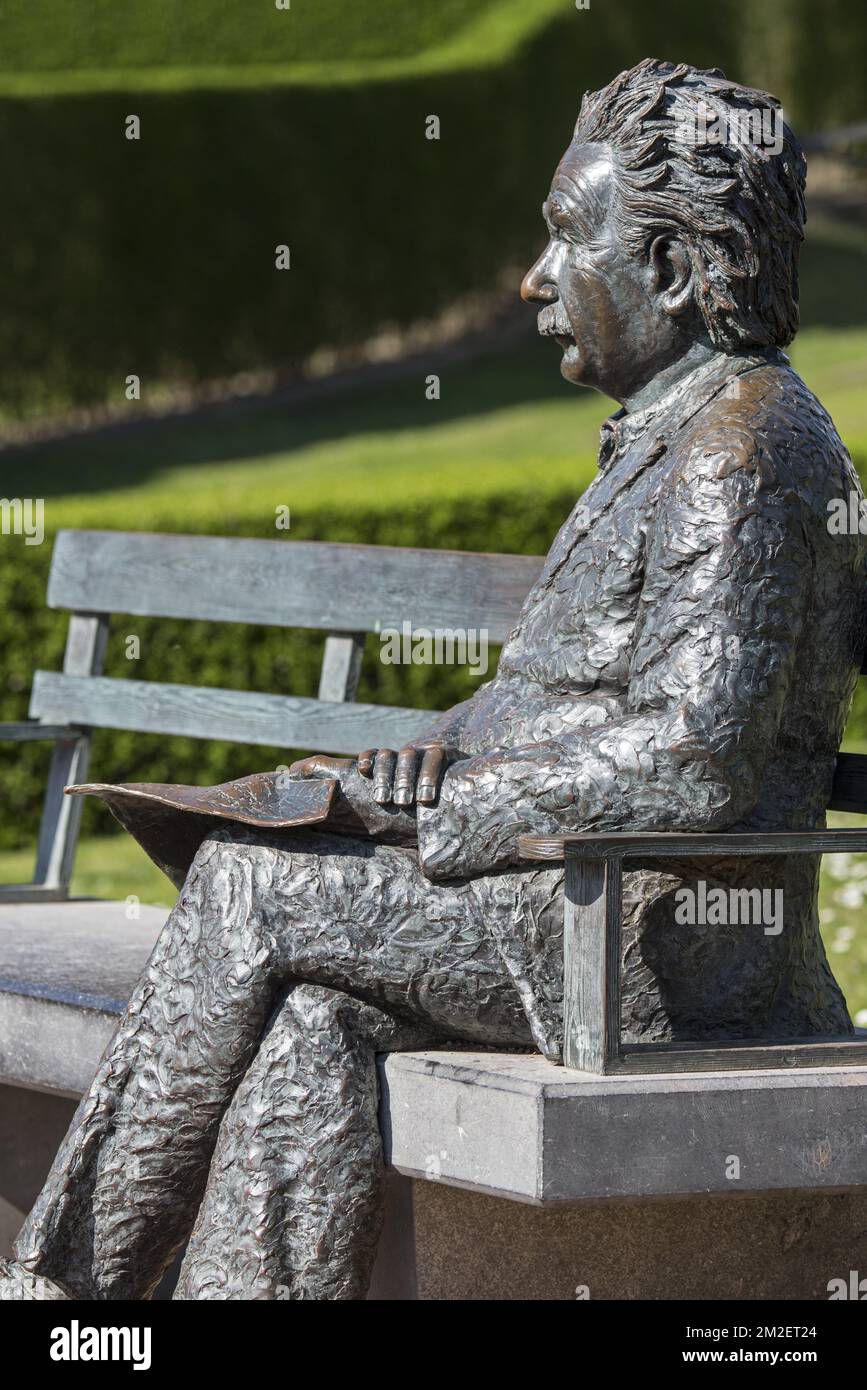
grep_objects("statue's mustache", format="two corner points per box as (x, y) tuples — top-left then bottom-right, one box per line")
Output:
(536, 305), (574, 338)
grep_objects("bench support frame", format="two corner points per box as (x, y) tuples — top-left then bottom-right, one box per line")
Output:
(550, 832), (867, 1074)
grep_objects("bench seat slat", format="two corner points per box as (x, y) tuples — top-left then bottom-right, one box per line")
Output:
(47, 530), (543, 642)
(30, 672), (436, 754)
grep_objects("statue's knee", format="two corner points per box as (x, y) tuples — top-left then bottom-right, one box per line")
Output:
(279, 984), (353, 1039)
(189, 831), (244, 874)
(184, 832), (269, 901)
(275, 984), (390, 1053)
(179, 834), (278, 967)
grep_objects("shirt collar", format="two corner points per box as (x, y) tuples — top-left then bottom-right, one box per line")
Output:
(597, 346), (789, 471)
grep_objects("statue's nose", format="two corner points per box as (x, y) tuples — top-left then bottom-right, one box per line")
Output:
(521, 255), (556, 304)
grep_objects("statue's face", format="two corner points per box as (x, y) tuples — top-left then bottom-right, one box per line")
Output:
(522, 141), (685, 403)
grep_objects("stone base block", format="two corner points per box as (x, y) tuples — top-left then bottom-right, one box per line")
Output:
(0, 1083), (76, 1259)
(4, 1054), (867, 1301)
(408, 1180), (867, 1300)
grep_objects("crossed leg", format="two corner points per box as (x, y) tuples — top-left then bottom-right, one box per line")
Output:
(175, 984), (430, 1300)
(11, 827), (545, 1300)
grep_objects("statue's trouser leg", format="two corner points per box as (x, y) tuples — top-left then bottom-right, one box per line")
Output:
(15, 838), (286, 1300)
(14, 830), (545, 1300)
(174, 984), (435, 1300)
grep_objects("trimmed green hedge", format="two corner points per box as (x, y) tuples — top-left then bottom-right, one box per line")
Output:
(0, 0), (502, 73)
(0, 40), (572, 417)
(4, 0), (867, 420)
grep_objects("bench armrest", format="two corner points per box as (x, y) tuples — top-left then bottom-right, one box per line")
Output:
(518, 829), (867, 861)
(520, 827), (867, 1075)
(0, 721), (80, 743)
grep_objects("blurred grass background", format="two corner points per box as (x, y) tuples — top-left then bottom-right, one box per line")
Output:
(1, 0), (867, 1020)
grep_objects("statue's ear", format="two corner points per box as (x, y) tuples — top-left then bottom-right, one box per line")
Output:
(649, 235), (694, 317)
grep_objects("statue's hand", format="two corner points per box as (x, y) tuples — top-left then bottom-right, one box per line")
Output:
(286, 745), (458, 806)
(356, 743), (460, 806)
(285, 751), (424, 841)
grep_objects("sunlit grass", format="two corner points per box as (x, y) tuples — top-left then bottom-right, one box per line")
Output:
(12, 325), (867, 539)
(819, 816), (867, 1024)
(0, 834), (177, 910)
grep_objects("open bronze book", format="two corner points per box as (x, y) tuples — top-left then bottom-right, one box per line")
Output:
(66, 773), (337, 890)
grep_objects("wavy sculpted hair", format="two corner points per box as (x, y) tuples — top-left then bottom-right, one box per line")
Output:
(573, 58), (807, 350)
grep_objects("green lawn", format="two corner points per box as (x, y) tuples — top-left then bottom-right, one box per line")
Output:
(0, 835), (177, 913)
(8, 344), (607, 527)
(821, 818), (867, 1025)
(9, 324), (867, 536)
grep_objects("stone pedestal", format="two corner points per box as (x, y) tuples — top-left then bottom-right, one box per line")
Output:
(405, 1179), (867, 1300)
(4, 1044), (867, 1301)
(0, 1083), (77, 1260)
(368, 1049), (867, 1299)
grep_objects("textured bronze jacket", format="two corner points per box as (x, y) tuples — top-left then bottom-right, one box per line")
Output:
(416, 347), (867, 1050)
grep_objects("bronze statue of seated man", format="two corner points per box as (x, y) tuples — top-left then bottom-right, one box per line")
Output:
(3, 58), (864, 1301)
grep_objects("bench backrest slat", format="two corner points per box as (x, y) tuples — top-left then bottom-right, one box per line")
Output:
(47, 530), (544, 644)
(30, 672), (434, 755)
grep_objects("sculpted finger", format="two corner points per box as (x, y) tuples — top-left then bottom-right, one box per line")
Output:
(372, 748), (397, 803)
(417, 746), (446, 803)
(357, 749), (378, 778)
(393, 746), (420, 806)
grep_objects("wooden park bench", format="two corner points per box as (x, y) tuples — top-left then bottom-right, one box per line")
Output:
(2, 527), (867, 1299)
(0, 527), (542, 1090)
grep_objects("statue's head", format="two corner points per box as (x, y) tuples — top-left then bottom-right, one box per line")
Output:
(522, 58), (806, 404)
